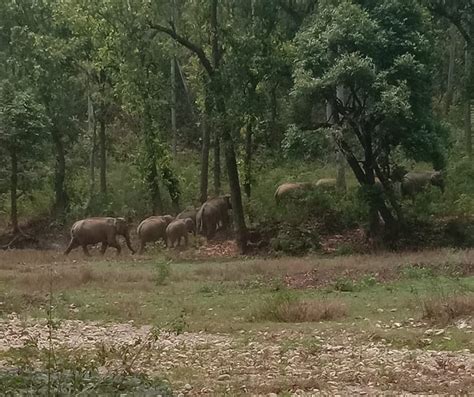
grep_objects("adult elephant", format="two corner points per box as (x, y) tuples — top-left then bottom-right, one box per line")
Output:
(64, 217), (135, 256)
(401, 171), (444, 198)
(196, 195), (232, 239)
(137, 215), (174, 254)
(274, 182), (315, 204)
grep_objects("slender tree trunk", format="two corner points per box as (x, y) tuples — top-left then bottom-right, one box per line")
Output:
(244, 121), (252, 198)
(88, 94), (96, 206)
(171, 57), (178, 155)
(52, 128), (68, 217)
(336, 150), (346, 193)
(213, 134), (221, 196)
(10, 150), (18, 234)
(268, 84), (278, 149)
(200, 89), (211, 203)
(99, 118), (107, 195)
(464, 42), (472, 159)
(222, 125), (248, 253)
(444, 27), (456, 115)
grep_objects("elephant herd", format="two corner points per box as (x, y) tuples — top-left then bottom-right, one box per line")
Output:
(274, 170), (445, 203)
(64, 195), (232, 256)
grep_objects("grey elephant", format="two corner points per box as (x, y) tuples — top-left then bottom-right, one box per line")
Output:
(196, 195), (232, 239)
(274, 182), (314, 204)
(137, 215), (174, 254)
(177, 207), (197, 235)
(401, 171), (444, 197)
(315, 178), (336, 191)
(64, 217), (135, 256)
(166, 218), (194, 248)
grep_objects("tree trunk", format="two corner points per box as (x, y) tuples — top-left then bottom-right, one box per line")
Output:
(52, 128), (68, 217)
(336, 150), (346, 193)
(99, 118), (107, 195)
(244, 121), (252, 198)
(464, 43), (472, 159)
(199, 90), (211, 204)
(213, 134), (221, 196)
(222, 126), (248, 253)
(10, 150), (18, 234)
(444, 26), (456, 115)
(88, 93), (96, 207)
(143, 101), (164, 215)
(268, 84), (278, 149)
(147, 158), (164, 215)
(171, 57), (178, 155)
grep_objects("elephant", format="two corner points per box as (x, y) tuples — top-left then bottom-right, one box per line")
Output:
(166, 218), (194, 248)
(177, 207), (197, 235)
(315, 178), (336, 191)
(196, 195), (232, 239)
(137, 215), (175, 254)
(274, 182), (315, 204)
(64, 217), (135, 256)
(401, 171), (444, 198)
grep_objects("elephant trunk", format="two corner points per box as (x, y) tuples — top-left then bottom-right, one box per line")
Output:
(124, 230), (135, 254)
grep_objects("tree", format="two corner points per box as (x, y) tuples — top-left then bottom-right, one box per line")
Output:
(150, 0), (248, 251)
(0, 82), (49, 233)
(294, 0), (445, 237)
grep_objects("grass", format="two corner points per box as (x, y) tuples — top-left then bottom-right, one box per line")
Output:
(422, 294), (474, 324)
(0, 248), (472, 338)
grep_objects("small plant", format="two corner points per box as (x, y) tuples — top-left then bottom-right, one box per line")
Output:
(402, 265), (435, 280)
(333, 277), (356, 292)
(154, 261), (171, 286)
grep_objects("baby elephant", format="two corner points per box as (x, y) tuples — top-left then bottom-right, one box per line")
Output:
(166, 218), (194, 248)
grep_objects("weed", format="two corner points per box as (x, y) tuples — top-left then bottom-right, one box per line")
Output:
(252, 290), (346, 323)
(333, 277), (356, 292)
(422, 293), (474, 325)
(154, 261), (171, 286)
(402, 265), (435, 279)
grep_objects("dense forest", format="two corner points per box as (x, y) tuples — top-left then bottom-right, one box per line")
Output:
(1, 0), (474, 253)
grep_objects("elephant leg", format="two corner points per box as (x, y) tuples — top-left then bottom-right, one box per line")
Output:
(100, 242), (108, 255)
(64, 238), (78, 255)
(81, 245), (91, 257)
(138, 241), (145, 254)
(108, 239), (121, 255)
(184, 234), (188, 247)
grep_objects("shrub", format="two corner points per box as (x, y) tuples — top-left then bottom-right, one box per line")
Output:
(422, 294), (474, 325)
(253, 290), (347, 323)
(270, 222), (320, 256)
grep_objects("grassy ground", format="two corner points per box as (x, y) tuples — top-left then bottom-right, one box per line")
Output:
(0, 248), (473, 395)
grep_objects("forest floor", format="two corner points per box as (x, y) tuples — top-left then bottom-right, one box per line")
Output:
(0, 247), (473, 395)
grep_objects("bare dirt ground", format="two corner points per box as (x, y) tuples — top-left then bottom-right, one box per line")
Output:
(0, 315), (472, 396)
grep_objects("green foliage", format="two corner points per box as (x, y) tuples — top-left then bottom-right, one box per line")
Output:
(154, 261), (172, 286)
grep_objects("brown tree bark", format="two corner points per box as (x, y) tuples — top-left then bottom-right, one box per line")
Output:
(213, 134), (221, 196)
(52, 128), (68, 217)
(244, 121), (252, 198)
(10, 150), (18, 234)
(464, 42), (472, 159)
(199, 89), (211, 204)
(99, 118), (107, 195)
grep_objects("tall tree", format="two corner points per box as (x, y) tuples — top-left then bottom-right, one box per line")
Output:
(294, 0), (445, 237)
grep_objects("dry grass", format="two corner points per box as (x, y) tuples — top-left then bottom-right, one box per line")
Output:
(422, 293), (474, 325)
(253, 292), (347, 323)
(177, 248), (474, 287)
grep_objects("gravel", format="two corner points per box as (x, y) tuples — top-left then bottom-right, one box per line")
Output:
(0, 314), (472, 395)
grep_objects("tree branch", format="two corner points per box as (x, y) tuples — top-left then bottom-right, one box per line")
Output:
(149, 22), (214, 76)
(429, 3), (472, 45)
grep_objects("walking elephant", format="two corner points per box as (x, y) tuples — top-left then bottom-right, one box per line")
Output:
(166, 218), (194, 248)
(64, 217), (135, 256)
(274, 182), (315, 204)
(196, 195), (232, 239)
(401, 171), (444, 198)
(137, 215), (174, 254)
(177, 207), (197, 235)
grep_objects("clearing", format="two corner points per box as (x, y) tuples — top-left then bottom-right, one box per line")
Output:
(0, 248), (473, 395)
